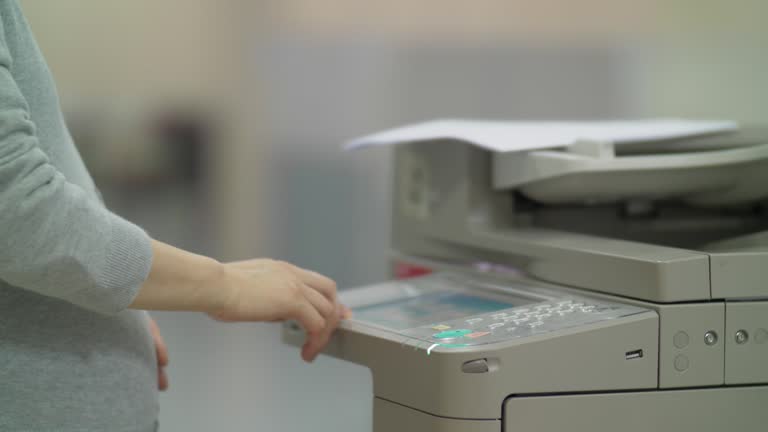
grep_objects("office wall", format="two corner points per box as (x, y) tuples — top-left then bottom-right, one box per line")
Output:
(637, 1), (768, 123)
(21, 0), (265, 260)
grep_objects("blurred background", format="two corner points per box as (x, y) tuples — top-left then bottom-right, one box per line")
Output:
(19, 1), (768, 430)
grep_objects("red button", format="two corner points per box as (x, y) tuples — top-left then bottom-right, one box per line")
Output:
(393, 262), (432, 279)
(466, 331), (491, 339)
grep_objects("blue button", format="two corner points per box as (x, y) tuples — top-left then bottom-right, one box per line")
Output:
(433, 329), (472, 339)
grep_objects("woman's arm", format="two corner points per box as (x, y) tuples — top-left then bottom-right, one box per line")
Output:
(0, 8), (344, 363)
(0, 17), (153, 315)
(130, 240), (347, 362)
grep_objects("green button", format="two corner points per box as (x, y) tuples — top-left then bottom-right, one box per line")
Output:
(433, 329), (472, 339)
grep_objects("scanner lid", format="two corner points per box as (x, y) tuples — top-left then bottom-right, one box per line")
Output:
(345, 118), (739, 153)
(346, 118), (768, 207)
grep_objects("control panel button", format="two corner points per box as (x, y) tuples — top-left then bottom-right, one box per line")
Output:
(673, 331), (690, 349)
(755, 329), (768, 345)
(674, 354), (690, 372)
(466, 331), (491, 339)
(433, 329), (472, 340)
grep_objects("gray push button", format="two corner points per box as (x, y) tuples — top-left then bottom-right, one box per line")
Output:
(462, 359), (490, 373)
(673, 331), (690, 349)
(755, 328), (768, 345)
(674, 354), (690, 372)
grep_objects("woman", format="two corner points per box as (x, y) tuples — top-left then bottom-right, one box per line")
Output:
(0, 1), (348, 430)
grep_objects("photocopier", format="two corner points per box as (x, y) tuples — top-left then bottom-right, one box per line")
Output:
(283, 120), (768, 431)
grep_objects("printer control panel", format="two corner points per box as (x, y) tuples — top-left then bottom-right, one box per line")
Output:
(402, 298), (645, 348)
(344, 273), (648, 349)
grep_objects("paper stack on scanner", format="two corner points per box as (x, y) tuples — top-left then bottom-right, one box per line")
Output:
(345, 118), (739, 152)
(346, 119), (768, 206)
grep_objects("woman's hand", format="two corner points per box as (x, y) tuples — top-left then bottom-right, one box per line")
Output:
(130, 241), (350, 363)
(147, 317), (169, 391)
(210, 259), (350, 362)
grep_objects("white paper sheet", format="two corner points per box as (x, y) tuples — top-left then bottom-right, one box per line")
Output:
(344, 119), (738, 153)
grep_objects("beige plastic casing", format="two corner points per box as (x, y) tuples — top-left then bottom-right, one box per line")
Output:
(392, 142), (768, 302)
(503, 386), (768, 432)
(282, 127), (768, 430)
(285, 280), (659, 420)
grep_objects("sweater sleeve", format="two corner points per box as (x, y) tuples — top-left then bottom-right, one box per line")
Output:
(0, 22), (153, 315)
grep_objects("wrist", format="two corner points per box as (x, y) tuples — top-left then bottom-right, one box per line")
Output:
(206, 262), (240, 316)
(130, 240), (241, 313)
(190, 256), (227, 312)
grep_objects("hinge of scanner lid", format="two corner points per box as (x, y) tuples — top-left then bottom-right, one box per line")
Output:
(568, 140), (615, 159)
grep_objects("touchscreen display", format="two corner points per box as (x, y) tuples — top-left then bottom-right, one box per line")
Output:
(352, 291), (516, 330)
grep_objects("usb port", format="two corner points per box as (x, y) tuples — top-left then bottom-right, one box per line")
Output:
(625, 349), (644, 360)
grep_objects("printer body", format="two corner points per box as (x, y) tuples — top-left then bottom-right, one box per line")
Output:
(284, 125), (768, 431)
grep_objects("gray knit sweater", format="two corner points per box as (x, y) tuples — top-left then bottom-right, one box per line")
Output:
(0, 1), (158, 430)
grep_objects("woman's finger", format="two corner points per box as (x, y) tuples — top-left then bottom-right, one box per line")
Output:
(148, 318), (169, 366)
(295, 300), (326, 335)
(296, 269), (337, 301)
(303, 284), (335, 319)
(158, 367), (169, 391)
(340, 304), (352, 319)
(302, 332), (329, 362)
(303, 302), (343, 362)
